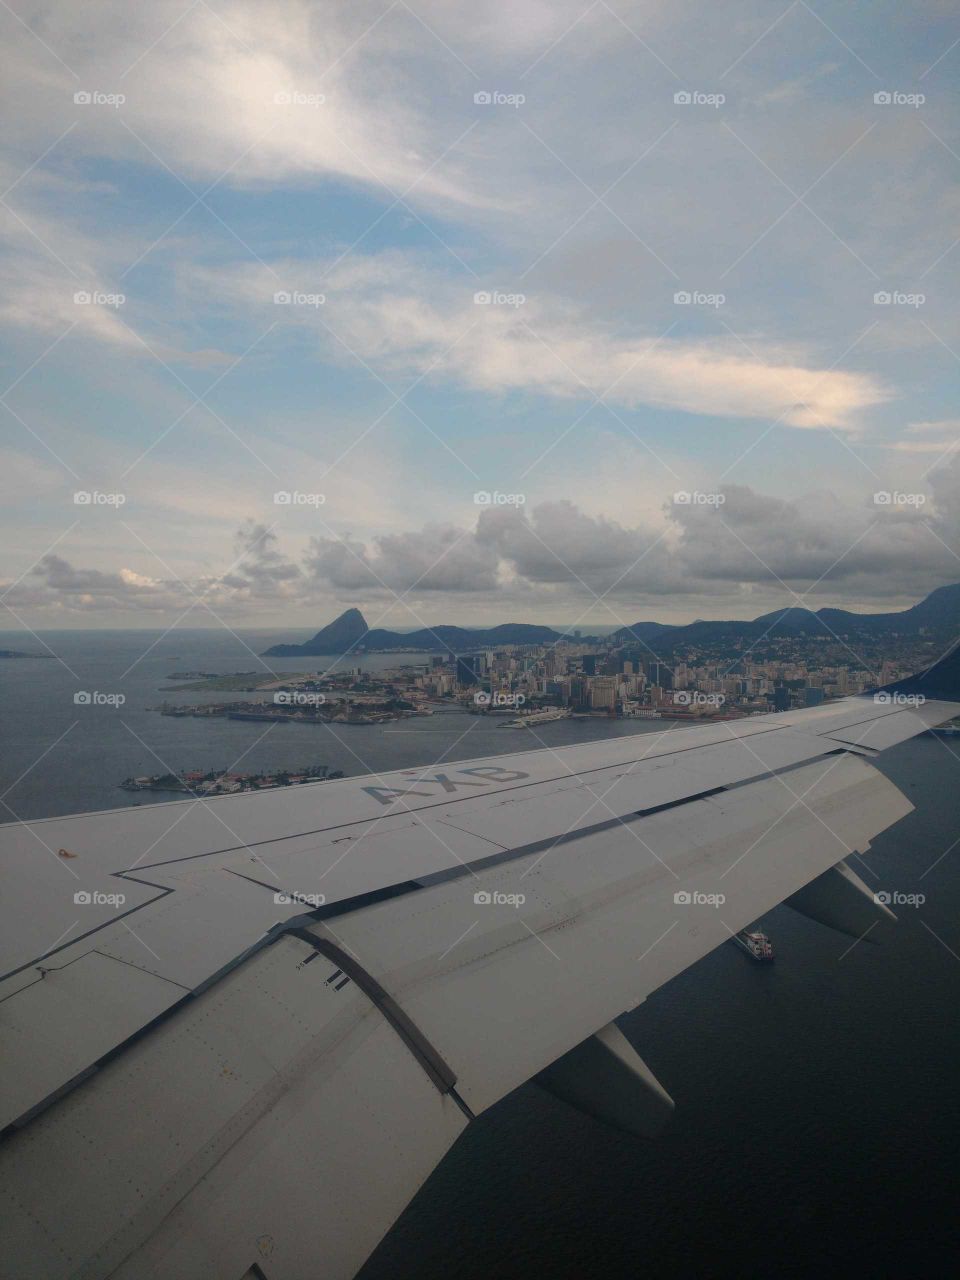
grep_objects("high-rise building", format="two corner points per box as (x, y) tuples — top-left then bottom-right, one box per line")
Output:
(591, 677), (618, 710)
(456, 655), (480, 686)
(646, 662), (674, 691)
(570, 676), (591, 709)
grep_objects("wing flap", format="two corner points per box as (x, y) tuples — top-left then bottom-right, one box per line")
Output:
(0, 933), (468, 1280)
(319, 753), (912, 1115)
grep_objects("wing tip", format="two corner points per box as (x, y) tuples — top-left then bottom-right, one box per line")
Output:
(868, 635), (960, 704)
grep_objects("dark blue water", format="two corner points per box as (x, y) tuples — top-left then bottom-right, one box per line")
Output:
(2, 630), (958, 1277)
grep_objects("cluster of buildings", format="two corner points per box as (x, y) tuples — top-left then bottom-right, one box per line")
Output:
(399, 641), (920, 720)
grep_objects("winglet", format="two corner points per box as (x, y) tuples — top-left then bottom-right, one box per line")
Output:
(870, 636), (960, 703)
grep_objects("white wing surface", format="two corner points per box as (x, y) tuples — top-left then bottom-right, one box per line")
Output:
(0, 653), (957, 1279)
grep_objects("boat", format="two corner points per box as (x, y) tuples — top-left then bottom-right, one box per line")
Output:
(733, 928), (774, 961)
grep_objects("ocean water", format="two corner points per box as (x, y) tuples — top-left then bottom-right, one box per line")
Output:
(0, 628), (672, 821)
(1, 629), (959, 1277)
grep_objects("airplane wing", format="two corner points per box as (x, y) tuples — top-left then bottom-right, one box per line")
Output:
(1, 646), (958, 1279)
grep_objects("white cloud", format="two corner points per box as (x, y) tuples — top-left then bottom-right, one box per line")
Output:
(224, 252), (887, 428)
(306, 523), (501, 593)
(6, 460), (958, 622)
(2, 2), (500, 209)
(883, 420), (960, 455)
(3, 0), (960, 632)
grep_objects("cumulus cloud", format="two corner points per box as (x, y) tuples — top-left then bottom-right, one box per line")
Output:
(221, 521), (302, 596)
(7, 461), (958, 621)
(301, 462), (959, 606)
(14, 554), (179, 613)
(306, 523), (501, 592)
(7, 525), (304, 615)
(477, 500), (670, 590)
(669, 484), (945, 587)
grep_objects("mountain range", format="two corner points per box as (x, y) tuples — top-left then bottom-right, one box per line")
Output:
(263, 608), (566, 656)
(609, 582), (960, 649)
(262, 584), (960, 656)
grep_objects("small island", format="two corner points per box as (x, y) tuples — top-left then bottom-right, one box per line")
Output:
(121, 764), (344, 796)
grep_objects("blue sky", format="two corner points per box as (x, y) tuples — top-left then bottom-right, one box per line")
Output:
(2, 0), (959, 632)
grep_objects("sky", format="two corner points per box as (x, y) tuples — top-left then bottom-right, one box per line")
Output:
(1, 0), (960, 637)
